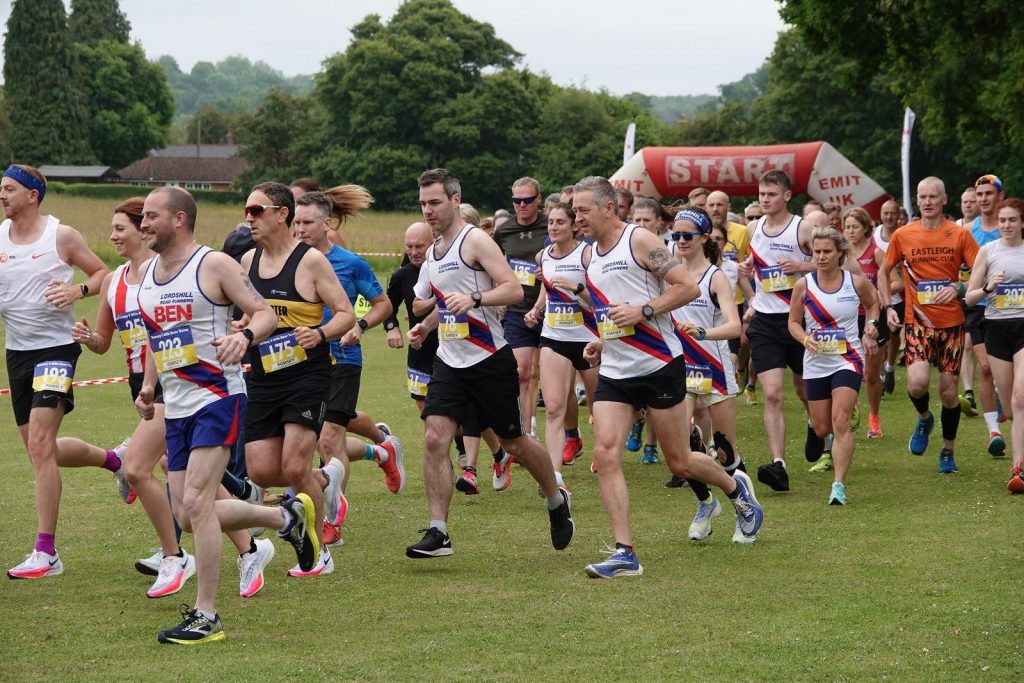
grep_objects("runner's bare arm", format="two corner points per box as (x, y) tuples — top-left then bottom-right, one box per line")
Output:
(306, 251), (356, 344)
(46, 225), (108, 308)
(135, 350), (158, 421)
(72, 271), (116, 354)
(964, 246), (991, 307)
(787, 278), (814, 350)
(454, 228), (523, 311)
(207, 251), (276, 349)
(706, 269), (741, 341)
(632, 227), (700, 313)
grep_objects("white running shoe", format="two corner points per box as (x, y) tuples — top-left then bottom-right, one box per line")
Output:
(688, 497), (722, 541)
(135, 549), (163, 576)
(8, 550), (63, 579)
(113, 437), (135, 504)
(322, 458), (345, 525)
(287, 546), (334, 577)
(731, 517), (756, 544)
(238, 538), (275, 598)
(147, 551), (195, 598)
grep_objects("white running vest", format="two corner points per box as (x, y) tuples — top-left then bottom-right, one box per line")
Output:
(587, 224), (682, 380)
(0, 216), (75, 350)
(982, 240), (1024, 321)
(801, 271), (864, 380)
(873, 225), (902, 304)
(671, 265), (738, 396)
(414, 225), (507, 369)
(107, 262), (149, 373)
(749, 215), (808, 314)
(137, 246), (245, 419)
(540, 241), (597, 342)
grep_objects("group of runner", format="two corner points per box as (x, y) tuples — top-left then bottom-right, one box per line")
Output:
(2, 161), (1021, 645)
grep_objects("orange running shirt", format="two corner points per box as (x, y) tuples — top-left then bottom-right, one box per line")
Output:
(884, 219), (979, 328)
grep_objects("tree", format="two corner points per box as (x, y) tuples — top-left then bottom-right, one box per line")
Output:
(183, 107), (253, 145)
(69, 0), (130, 45)
(0, 87), (12, 164)
(3, 0), (93, 164)
(237, 90), (324, 189)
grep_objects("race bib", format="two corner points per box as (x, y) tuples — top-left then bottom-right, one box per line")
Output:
(814, 327), (847, 355)
(722, 250), (738, 262)
(407, 368), (431, 396)
(685, 362), (712, 395)
(545, 300), (584, 329)
(594, 304), (634, 340)
(759, 264), (795, 293)
(509, 259), (537, 287)
(258, 331), (308, 373)
(995, 283), (1024, 310)
(115, 310), (148, 350)
(917, 279), (950, 305)
(437, 304), (469, 341)
(354, 295), (372, 318)
(150, 326), (199, 372)
(32, 360), (73, 393)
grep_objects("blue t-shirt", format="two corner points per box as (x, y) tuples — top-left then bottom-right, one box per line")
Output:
(971, 217), (1001, 308)
(323, 245), (384, 366)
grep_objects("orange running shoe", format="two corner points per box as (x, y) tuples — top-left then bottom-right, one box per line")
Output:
(562, 437), (584, 465)
(867, 414), (883, 439)
(1008, 467), (1024, 494)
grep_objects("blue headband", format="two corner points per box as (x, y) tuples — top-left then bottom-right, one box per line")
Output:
(674, 208), (711, 234)
(3, 166), (46, 202)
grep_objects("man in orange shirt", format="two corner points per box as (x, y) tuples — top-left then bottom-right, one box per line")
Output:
(878, 177), (980, 474)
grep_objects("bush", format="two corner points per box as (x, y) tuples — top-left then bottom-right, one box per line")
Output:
(46, 181), (245, 204)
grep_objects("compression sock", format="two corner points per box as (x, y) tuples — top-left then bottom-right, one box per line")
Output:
(909, 391), (930, 416)
(713, 432), (737, 469)
(220, 471), (246, 499)
(688, 480), (711, 502)
(241, 537), (257, 557)
(454, 434), (467, 456)
(941, 405), (962, 441)
(35, 533), (56, 556)
(101, 450), (121, 473)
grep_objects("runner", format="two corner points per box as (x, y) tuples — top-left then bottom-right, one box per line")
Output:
(873, 200), (904, 395)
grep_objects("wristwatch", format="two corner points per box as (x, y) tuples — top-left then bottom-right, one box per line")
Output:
(383, 320), (398, 331)
(80, 284), (89, 297)
(240, 328), (255, 345)
(866, 319), (879, 329)
(574, 283), (585, 295)
(471, 291), (483, 308)
(697, 326), (707, 341)
(357, 319), (369, 332)
(641, 304), (655, 320)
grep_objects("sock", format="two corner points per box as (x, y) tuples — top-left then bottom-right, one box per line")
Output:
(199, 609), (217, 622)
(565, 427), (580, 439)
(493, 447), (506, 464)
(364, 443), (388, 463)
(454, 434), (467, 456)
(429, 519), (448, 535)
(773, 458), (786, 467)
(462, 465), (476, 474)
(725, 482), (741, 499)
(884, 362), (893, 372)
(220, 471), (245, 499)
(941, 405), (961, 441)
(984, 411), (1000, 434)
(101, 450), (121, 473)
(965, 389), (975, 397)
(909, 391), (930, 416)
(713, 432), (737, 469)
(688, 480), (711, 501)
(278, 508), (292, 533)
(239, 479), (254, 500)
(615, 542), (634, 553)
(241, 537), (257, 557)
(554, 471), (564, 487)
(173, 548), (184, 558)
(321, 468), (331, 491)
(35, 532), (56, 556)
(546, 490), (565, 510)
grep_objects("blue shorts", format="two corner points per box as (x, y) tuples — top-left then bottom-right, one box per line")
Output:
(804, 370), (862, 401)
(165, 394), (247, 472)
(502, 309), (541, 349)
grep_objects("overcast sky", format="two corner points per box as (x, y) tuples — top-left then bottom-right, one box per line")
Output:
(0, 0), (787, 95)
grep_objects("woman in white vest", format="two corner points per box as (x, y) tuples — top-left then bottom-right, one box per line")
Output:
(788, 227), (879, 505)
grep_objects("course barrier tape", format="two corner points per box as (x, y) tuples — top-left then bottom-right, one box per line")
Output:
(356, 252), (403, 257)
(1, 364), (257, 395)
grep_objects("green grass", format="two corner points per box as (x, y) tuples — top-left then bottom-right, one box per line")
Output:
(2, 269), (1023, 681)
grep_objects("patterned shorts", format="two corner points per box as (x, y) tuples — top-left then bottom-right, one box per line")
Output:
(904, 323), (965, 374)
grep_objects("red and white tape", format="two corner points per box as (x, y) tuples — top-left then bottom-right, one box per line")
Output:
(0, 375), (129, 395)
(356, 252), (403, 257)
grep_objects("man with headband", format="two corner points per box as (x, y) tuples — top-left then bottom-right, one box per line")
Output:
(1, 164), (109, 579)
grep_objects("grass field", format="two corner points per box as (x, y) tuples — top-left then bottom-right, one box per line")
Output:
(2, 210), (1023, 680)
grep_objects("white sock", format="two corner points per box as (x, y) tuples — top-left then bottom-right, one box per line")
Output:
(430, 519), (448, 535)
(546, 490), (565, 510)
(884, 362), (893, 372)
(984, 412), (1000, 434)
(278, 508), (291, 533)
(774, 458), (786, 468)
(199, 608), (217, 621)
(554, 471), (564, 487)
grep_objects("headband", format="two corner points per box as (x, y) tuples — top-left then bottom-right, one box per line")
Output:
(673, 208), (712, 234)
(3, 166), (46, 202)
(975, 174), (1003, 193)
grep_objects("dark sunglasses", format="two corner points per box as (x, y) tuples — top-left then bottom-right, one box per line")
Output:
(512, 195), (539, 206)
(745, 214), (762, 221)
(671, 231), (701, 242)
(244, 204), (281, 218)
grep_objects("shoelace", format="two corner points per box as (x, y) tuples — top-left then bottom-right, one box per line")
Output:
(157, 556), (180, 580)
(694, 500), (716, 521)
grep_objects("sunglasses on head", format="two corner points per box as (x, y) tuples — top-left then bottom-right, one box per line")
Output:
(671, 231), (701, 242)
(244, 204), (281, 218)
(512, 195), (539, 206)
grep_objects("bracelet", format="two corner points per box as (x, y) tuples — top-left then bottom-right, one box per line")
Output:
(801, 336), (809, 348)
(574, 283), (585, 295)
(317, 327), (327, 344)
(982, 284), (994, 294)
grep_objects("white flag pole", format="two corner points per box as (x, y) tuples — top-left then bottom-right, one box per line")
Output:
(901, 107), (916, 216)
(623, 122), (636, 165)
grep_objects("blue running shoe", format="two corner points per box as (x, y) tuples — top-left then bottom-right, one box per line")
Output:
(731, 470), (763, 539)
(828, 481), (847, 506)
(908, 413), (934, 455)
(625, 420), (644, 452)
(584, 546), (643, 579)
(938, 448), (959, 474)
(639, 445), (659, 465)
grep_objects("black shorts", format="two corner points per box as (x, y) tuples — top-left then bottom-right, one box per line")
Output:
(502, 310), (541, 349)
(421, 345), (523, 439)
(325, 363), (360, 426)
(857, 315), (890, 348)
(594, 356), (686, 410)
(748, 312), (803, 375)
(892, 300), (906, 325)
(6, 343), (81, 426)
(128, 372), (164, 404)
(984, 318), (1024, 362)
(805, 369), (863, 401)
(539, 337), (590, 371)
(245, 372), (329, 442)
(964, 305), (987, 346)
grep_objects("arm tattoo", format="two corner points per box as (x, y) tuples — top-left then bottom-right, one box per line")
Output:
(240, 272), (266, 304)
(648, 247), (675, 278)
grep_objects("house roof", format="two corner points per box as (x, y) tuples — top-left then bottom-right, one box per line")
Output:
(117, 156), (246, 183)
(151, 144), (240, 159)
(38, 165), (116, 179)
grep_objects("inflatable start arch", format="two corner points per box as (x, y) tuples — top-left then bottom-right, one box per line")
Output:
(611, 142), (891, 218)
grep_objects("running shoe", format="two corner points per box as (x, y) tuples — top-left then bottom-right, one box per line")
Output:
(829, 480), (848, 505)
(756, 460), (790, 492)
(988, 432), (1006, 457)
(908, 413), (934, 455)
(377, 435), (406, 494)
(135, 549), (163, 576)
(882, 368), (895, 395)
(288, 546), (334, 577)
(689, 424), (706, 453)
(958, 391), (978, 417)
(867, 414), (883, 439)
(584, 546), (643, 579)
(590, 460), (598, 474)
(157, 605), (224, 645)
(405, 527), (453, 558)
(322, 521), (344, 548)
(322, 458), (345, 525)
(562, 437), (584, 465)
(640, 445), (659, 465)
(455, 468), (480, 495)
(665, 475), (689, 489)
(731, 470), (763, 539)
(237, 538), (274, 597)
(625, 420), (644, 452)
(938, 448), (959, 474)
(1008, 467), (1024, 494)
(7, 550), (63, 579)
(492, 450), (513, 491)
(805, 423), (825, 462)
(688, 497), (721, 541)
(731, 517), (755, 544)
(277, 493), (318, 573)
(575, 384), (587, 406)
(375, 422), (392, 438)
(113, 437), (136, 504)
(247, 481), (266, 538)
(147, 551), (195, 599)
(743, 385), (758, 405)
(808, 453), (833, 473)
(548, 488), (574, 550)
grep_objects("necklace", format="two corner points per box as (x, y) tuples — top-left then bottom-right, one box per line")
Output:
(158, 241), (198, 265)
